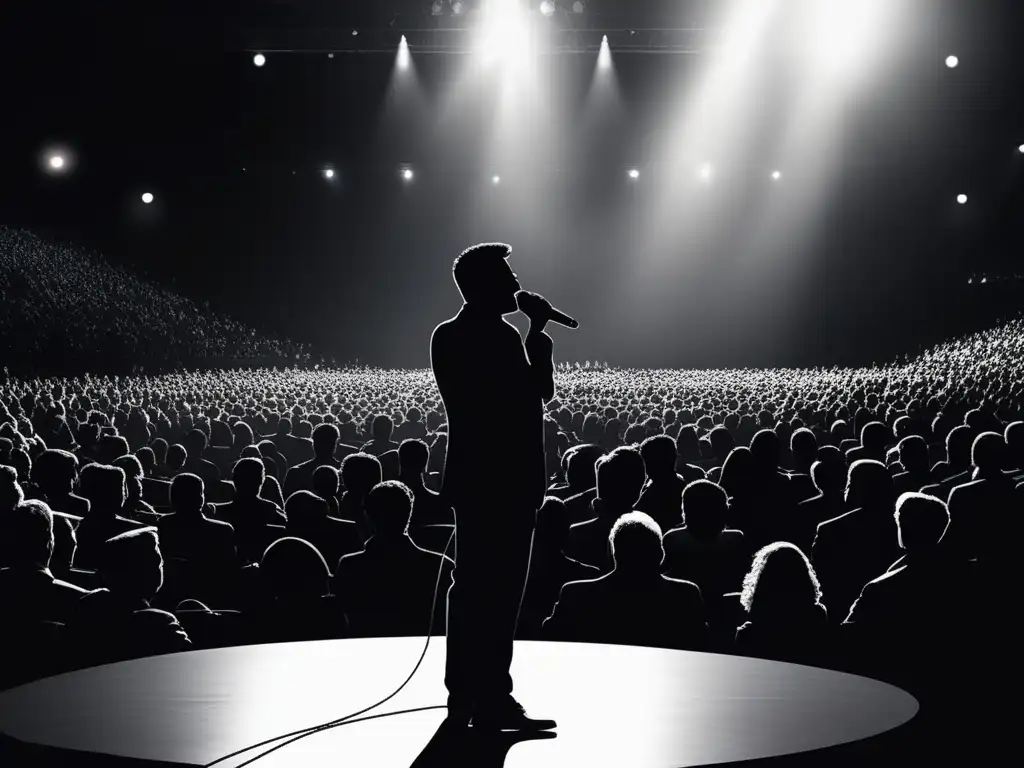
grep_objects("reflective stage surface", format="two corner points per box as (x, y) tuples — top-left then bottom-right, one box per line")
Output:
(0, 638), (917, 767)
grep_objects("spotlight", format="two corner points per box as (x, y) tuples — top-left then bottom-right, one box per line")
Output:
(253, 53), (266, 67)
(1018, 144), (1024, 154)
(324, 168), (335, 179)
(141, 192), (154, 204)
(431, 0), (445, 15)
(957, 194), (967, 204)
(771, 170), (781, 180)
(492, 175), (501, 184)
(572, 0), (586, 13)
(945, 55), (958, 68)
(49, 155), (64, 170)
(628, 169), (640, 179)
(402, 167), (414, 181)
(540, 1), (555, 16)
(451, 0), (466, 16)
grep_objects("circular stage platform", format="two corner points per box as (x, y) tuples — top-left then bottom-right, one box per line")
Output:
(0, 638), (917, 768)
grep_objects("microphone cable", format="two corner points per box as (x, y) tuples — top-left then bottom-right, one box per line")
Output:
(203, 525), (456, 768)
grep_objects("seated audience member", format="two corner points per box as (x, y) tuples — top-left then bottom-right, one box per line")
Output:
(845, 493), (973, 637)
(544, 511), (707, 651)
(398, 438), (453, 528)
(166, 443), (188, 477)
(735, 542), (830, 665)
(333, 481), (453, 637)
(787, 428), (819, 503)
(0, 499), (88, 623)
(312, 465), (342, 518)
(251, 537), (346, 643)
(338, 452), (382, 543)
(114, 454), (158, 521)
(360, 414), (402, 458)
(812, 459), (900, 622)
(846, 422), (891, 465)
(892, 435), (932, 495)
(29, 449), (87, 572)
(519, 496), (601, 638)
(945, 431), (1015, 561)
(214, 458), (287, 564)
(67, 527), (191, 667)
(924, 425), (973, 493)
(566, 446), (648, 572)
(674, 425), (708, 483)
(560, 444), (607, 525)
(636, 434), (688, 534)
(283, 423), (341, 499)
(789, 457), (847, 553)
(74, 464), (145, 570)
(182, 429), (221, 488)
(285, 490), (363, 569)
(662, 480), (746, 605)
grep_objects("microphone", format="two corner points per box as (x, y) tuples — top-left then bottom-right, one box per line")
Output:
(515, 290), (580, 330)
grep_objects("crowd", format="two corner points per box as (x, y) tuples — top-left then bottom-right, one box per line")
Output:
(0, 227), (314, 373)
(1, 306), (1023, 727)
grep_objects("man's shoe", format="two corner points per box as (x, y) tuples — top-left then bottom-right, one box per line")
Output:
(471, 698), (556, 731)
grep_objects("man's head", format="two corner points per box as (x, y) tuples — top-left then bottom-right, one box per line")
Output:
(595, 446), (646, 511)
(452, 242), (521, 314)
(609, 511), (664, 573)
(100, 527), (164, 600)
(0, 499), (55, 569)
(170, 473), (205, 515)
(971, 431), (1005, 473)
(370, 415), (393, 442)
(340, 453), (383, 499)
(232, 457), (265, 496)
(398, 439), (430, 477)
(639, 435), (677, 479)
(365, 481), (414, 538)
(681, 480), (728, 538)
(895, 492), (950, 551)
(79, 464), (127, 514)
(312, 423), (340, 458)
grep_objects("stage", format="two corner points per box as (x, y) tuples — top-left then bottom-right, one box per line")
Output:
(0, 638), (918, 768)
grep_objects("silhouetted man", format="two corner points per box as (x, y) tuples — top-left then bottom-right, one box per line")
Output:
(430, 242), (556, 731)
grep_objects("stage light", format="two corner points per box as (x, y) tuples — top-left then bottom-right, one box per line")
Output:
(49, 155), (64, 170)
(540, 1), (555, 16)
(771, 170), (781, 180)
(451, 0), (466, 16)
(324, 168), (335, 179)
(1018, 144), (1024, 154)
(397, 35), (411, 70)
(957, 194), (967, 204)
(402, 167), (414, 181)
(628, 169), (640, 179)
(492, 175), (501, 184)
(945, 55), (958, 68)
(141, 192), (154, 204)
(253, 53), (265, 67)
(431, 0), (445, 15)
(572, 0), (586, 13)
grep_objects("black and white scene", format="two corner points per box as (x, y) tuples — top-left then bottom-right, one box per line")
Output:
(0, 1), (1021, 767)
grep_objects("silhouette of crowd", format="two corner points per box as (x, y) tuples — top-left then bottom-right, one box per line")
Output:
(0, 227), (313, 373)
(1, 308), (1022, 710)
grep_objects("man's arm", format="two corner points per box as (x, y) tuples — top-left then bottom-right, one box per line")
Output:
(525, 321), (555, 403)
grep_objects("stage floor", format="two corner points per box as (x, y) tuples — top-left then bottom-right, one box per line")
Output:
(0, 638), (917, 768)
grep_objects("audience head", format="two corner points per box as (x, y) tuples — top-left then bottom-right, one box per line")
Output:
(790, 428), (818, 469)
(609, 511), (664, 574)
(99, 527), (163, 600)
(113, 455), (144, 501)
(639, 435), (677, 480)
(365, 481), (414, 538)
(167, 443), (187, 471)
(312, 465), (340, 500)
(971, 431), (1005, 473)
(170, 473), (205, 514)
(895, 492), (950, 552)
(0, 499), (54, 569)
(740, 542), (822, 616)
(398, 438), (430, 477)
(810, 458), (846, 496)
(845, 459), (894, 510)
(681, 480), (729, 538)
(260, 537), (330, 599)
(285, 490), (330, 527)
(79, 464), (127, 515)
(719, 447), (755, 498)
(0, 465), (24, 512)
(565, 444), (604, 491)
(535, 496), (571, 552)
(312, 423), (339, 458)
(340, 453), (383, 499)
(31, 448), (79, 495)
(595, 446), (646, 511)
(232, 457), (266, 497)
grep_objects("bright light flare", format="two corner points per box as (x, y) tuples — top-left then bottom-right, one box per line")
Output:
(1018, 144), (1024, 154)
(397, 36), (410, 70)
(539, 1), (555, 16)
(698, 163), (714, 181)
(253, 53), (265, 67)
(492, 175), (501, 184)
(771, 170), (782, 180)
(49, 155), (64, 170)
(42, 147), (73, 175)
(957, 194), (967, 204)
(597, 35), (612, 70)
(401, 167), (414, 181)
(628, 169), (640, 180)
(479, 0), (531, 68)
(945, 55), (959, 68)
(323, 168), (335, 179)
(141, 192), (154, 204)
(800, 0), (892, 83)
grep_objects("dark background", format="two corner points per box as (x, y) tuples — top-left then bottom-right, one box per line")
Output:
(1, 0), (1022, 369)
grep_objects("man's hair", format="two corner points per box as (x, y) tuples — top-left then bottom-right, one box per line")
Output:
(232, 457), (265, 490)
(595, 446), (646, 509)
(32, 449), (78, 488)
(170, 472), (205, 511)
(971, 431), (1004, 471)
(609, 511), (664, 570)
(681, 480), (728, 538)
(340, 453), (383, 496)
(639, 434), (677, 477)
(895, 492), (950, 551)
(79, 464), (127, 509)
(398, 439), (430, 474)
(312, 423), (340, 454)
(365, 481), (415, 536)
(452, 242), (512, 301)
